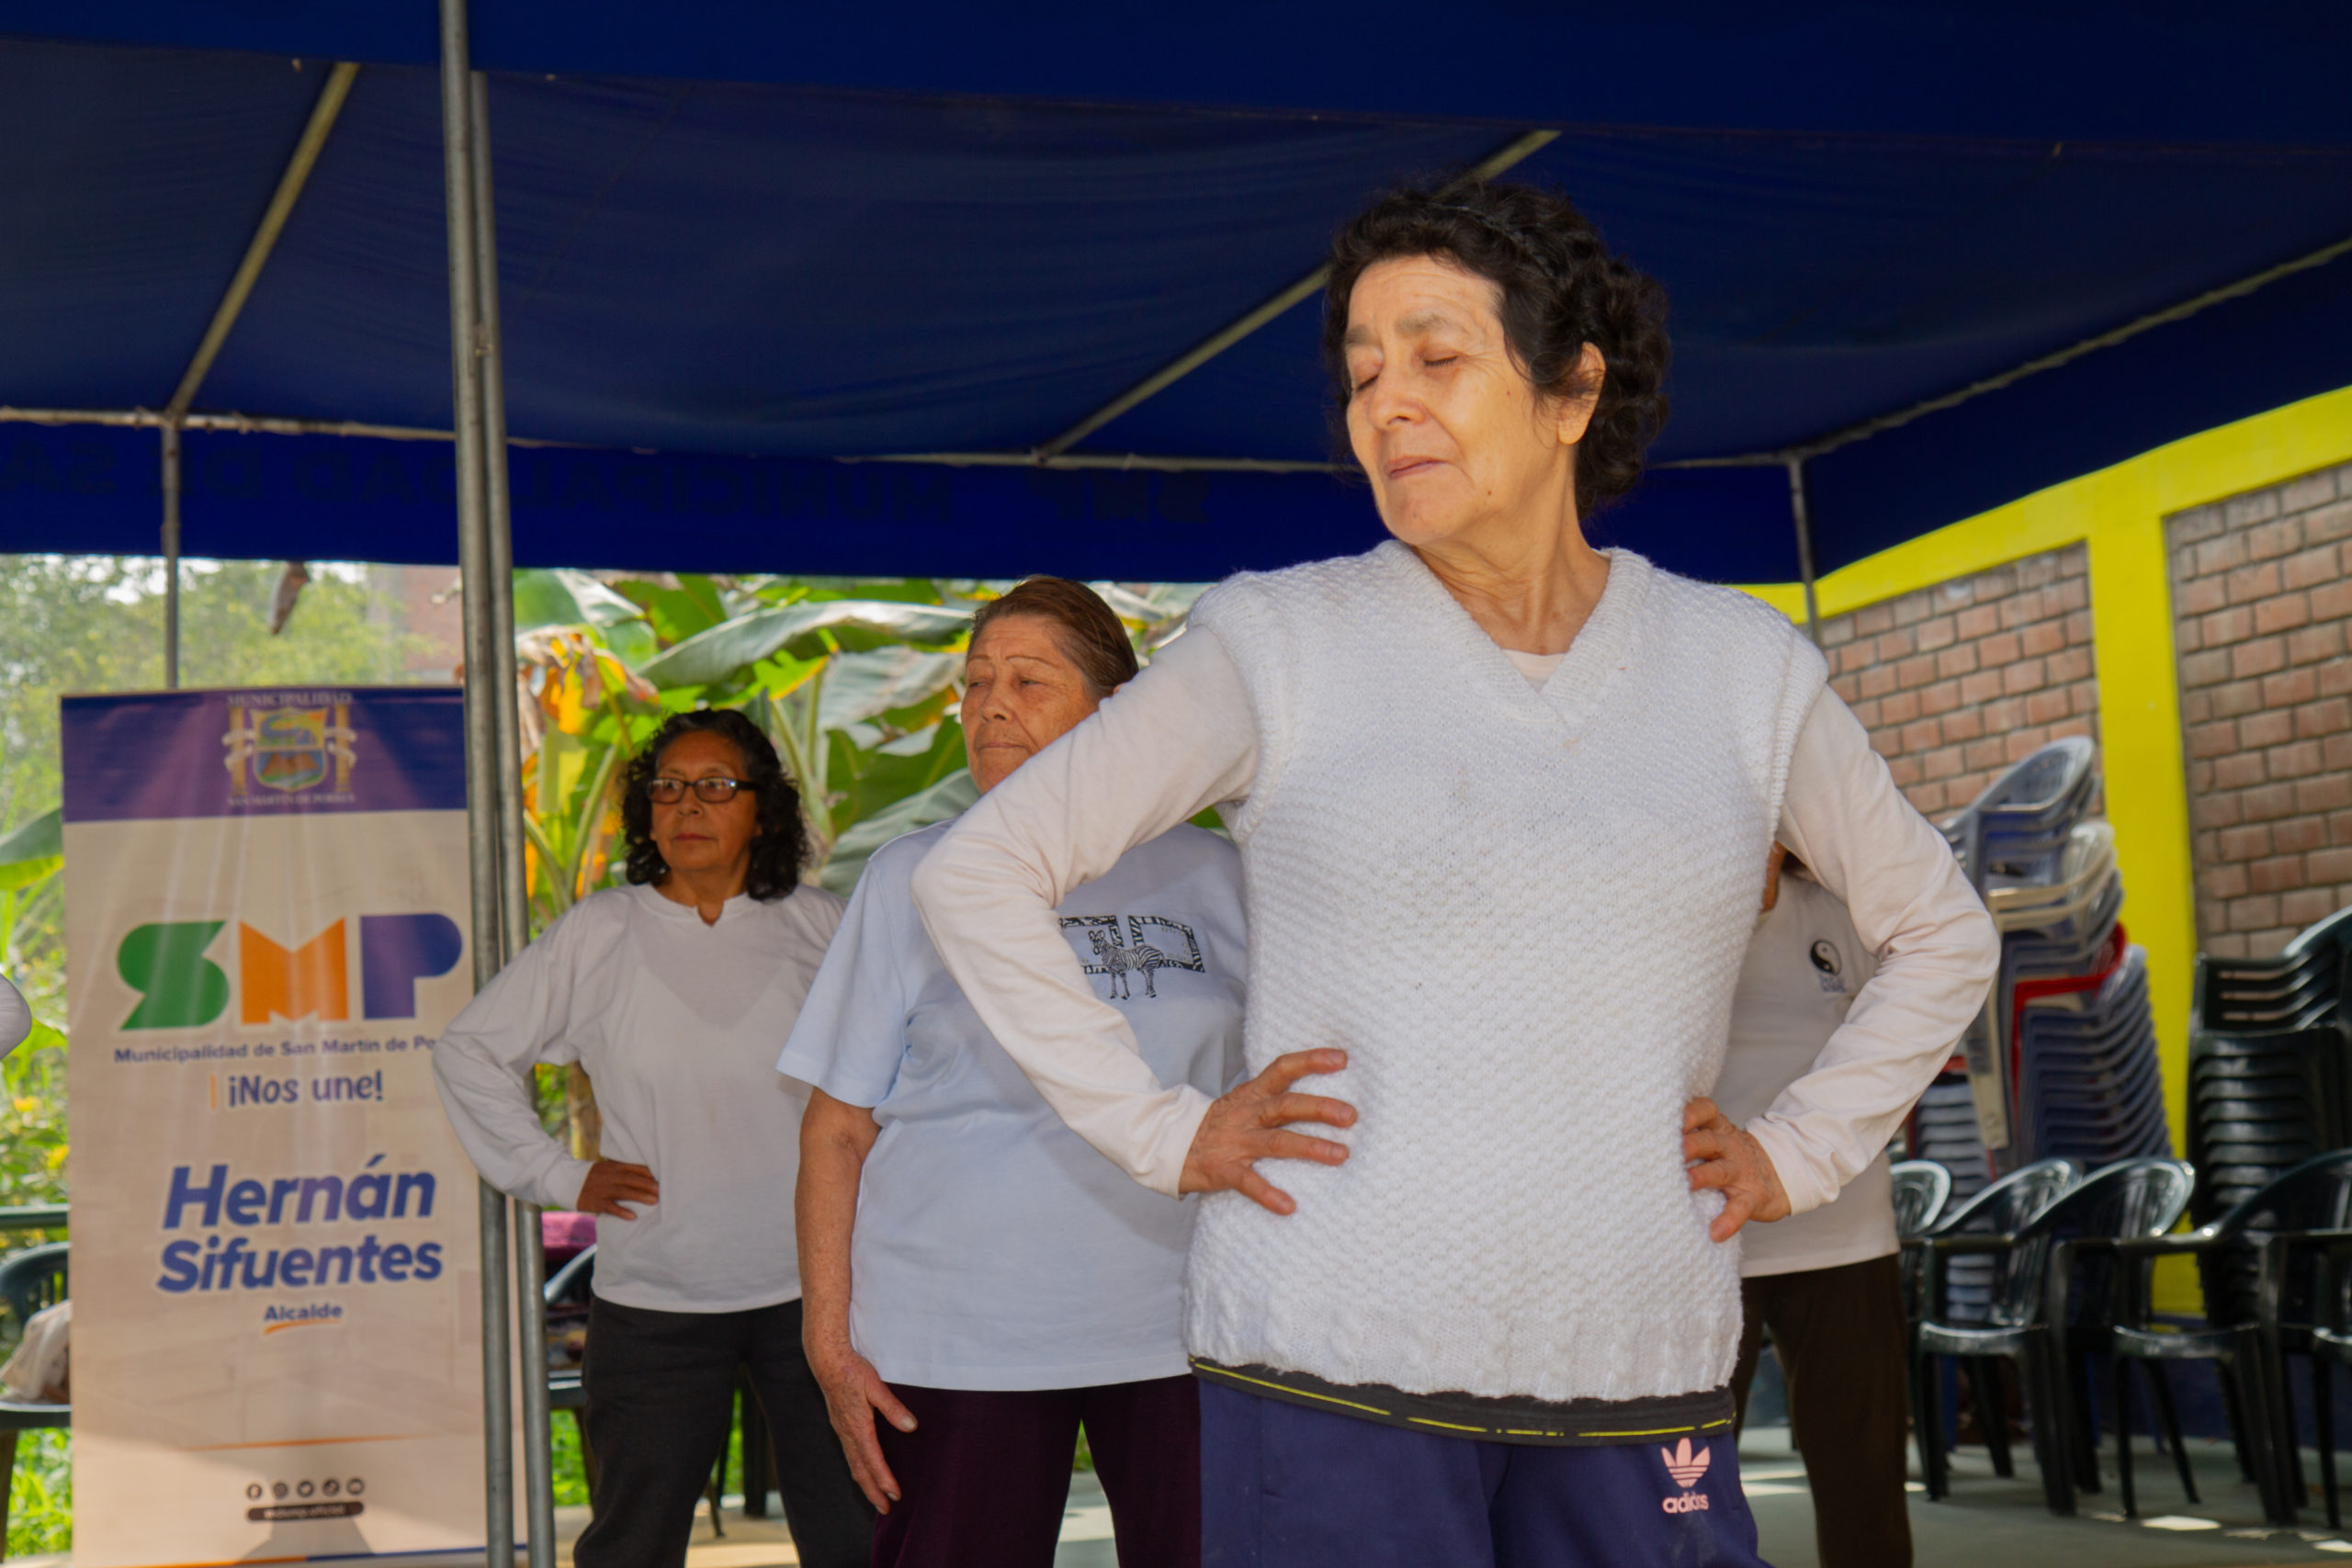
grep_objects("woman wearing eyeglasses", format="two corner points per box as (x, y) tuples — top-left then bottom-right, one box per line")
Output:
(433, 709), (872, 1568)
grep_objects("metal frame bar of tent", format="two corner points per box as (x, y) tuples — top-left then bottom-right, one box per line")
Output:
(865, 449), (1351, 473)
(1788, 226), (2352, 463)
(1655, 222), (2352, 642)
(14, 209), (2344, 670)
(153, 59), (359, 687)
(1031, 128), (1562, 461)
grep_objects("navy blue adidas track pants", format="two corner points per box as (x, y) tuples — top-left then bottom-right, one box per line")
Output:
(1200, 1382), (1773, 1568)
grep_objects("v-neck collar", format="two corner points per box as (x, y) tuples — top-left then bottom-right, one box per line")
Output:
(1371, 540), (1652, 730)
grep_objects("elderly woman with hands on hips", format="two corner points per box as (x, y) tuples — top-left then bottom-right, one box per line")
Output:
(911, 182), (2001, 1568)
(433, 709), (870, 1568)
(786, 577), (1243, 1568)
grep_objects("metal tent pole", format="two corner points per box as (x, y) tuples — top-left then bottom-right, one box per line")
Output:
(468, 67), (555, 1568)
(439, 1), (514, 1562)
(470, 67), (527, 972)
(160, 424), (182, 687)
(1785, 454), (1823, 647)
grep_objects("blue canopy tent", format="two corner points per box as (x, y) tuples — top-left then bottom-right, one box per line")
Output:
(6, 5), (2352, 1560)
(5, 4), (2352, 590)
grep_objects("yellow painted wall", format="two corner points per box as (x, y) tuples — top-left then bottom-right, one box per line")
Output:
(1739, 382), (2352, 1307)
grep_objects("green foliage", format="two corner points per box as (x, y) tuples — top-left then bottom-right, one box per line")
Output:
(0, 812), (60, 894)
(514, 628), (663, 932)
(514, 571), (983, 911)
(6, 1429), (69, 1556)
(0, 557), (425, 1028)
(0, 814), (63, 1137)
(822, 769), (979, 896)
(0, 557), (422, 835)
(638, 600), (967, 689)
(550, 1414), (593, 1508)
(0, 1023), (71, 1209)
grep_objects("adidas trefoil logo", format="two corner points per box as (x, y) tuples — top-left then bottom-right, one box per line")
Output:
(1658, 1437), (1713, 1514)
(1661, 1438), (1711, 1487)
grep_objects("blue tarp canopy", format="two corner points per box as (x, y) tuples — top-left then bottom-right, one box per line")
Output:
(4, 3), (2350, 582)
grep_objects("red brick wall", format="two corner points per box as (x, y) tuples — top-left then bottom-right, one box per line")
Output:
(1817, 543), (2099, 822)
(2165, 459), (2352, 958)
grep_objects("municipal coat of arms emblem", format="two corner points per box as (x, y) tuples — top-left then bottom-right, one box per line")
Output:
(223, 703), (357, 795)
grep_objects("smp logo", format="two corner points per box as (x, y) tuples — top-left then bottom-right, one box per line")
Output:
(115, 916), (462, 1030)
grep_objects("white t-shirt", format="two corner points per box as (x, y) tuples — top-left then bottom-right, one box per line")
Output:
(780, 819), (1245, 1391)
(433, 882), (843, 1313)
(1711, 874), (1896, 1277)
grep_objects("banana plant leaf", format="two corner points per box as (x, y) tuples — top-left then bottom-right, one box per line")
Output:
(0, 809), (62, 894)
(819, 649), (964, 732)
(819, 769), (979, 896)
(513, 568), (647, 632)
(632, 575), (734, 648)
(640, 600), (970, 690)
(514, 570), (662, 667)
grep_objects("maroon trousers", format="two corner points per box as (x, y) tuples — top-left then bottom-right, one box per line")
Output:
(872, 1374), (1199, 1568)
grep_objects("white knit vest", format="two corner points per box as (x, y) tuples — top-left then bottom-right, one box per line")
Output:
(1184, 543), (1826, 1403)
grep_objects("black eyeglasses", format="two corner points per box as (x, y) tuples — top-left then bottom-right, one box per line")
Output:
(646, 777), (752, 806)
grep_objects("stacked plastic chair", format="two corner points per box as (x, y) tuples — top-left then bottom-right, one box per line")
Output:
(1911, 1079), (1996, 1318)
(1945, 738), (2100, 891)
(1930, 739), (2170, 1176)
(1915, 1081), (1993, 1200)
(2185, 905), (2352, 1241)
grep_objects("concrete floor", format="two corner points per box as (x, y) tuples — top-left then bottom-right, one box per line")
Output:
(1747, 1424), (2352, 1568)
(592, 1433), (2352, 1568)
(35, 1432), (2347, 1568)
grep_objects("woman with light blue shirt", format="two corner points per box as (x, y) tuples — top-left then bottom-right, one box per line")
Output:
(784, 577), (1244, 1568)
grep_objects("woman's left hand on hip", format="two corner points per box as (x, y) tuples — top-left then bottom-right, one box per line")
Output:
(1680, 1097), (1791, 1243)
(1180, 1048), (1356, 1214)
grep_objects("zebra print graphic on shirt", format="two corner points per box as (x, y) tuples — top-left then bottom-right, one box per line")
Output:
(1057, 915), (1205, 1002)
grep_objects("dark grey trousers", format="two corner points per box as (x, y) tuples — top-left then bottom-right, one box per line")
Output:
(1730, 1253), (1914, 1568)
(574, 1294), (875, 1568)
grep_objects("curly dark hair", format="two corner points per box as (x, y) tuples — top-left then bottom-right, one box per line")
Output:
(1321, 180), (1671, 518)
(620, 708), (808, 900)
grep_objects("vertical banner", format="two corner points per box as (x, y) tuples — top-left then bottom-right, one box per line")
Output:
(62, 687), (488, 1565)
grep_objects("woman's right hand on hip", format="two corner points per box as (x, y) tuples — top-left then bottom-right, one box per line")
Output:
(1180, 1048), (1355, 1215)
(808, 1331), (915, 1511)
(573, 1159), (658, 1221)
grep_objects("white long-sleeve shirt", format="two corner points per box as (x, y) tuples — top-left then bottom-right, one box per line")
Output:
(912, 622), (1996, 1216)
(432, 882), (842, 1313)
